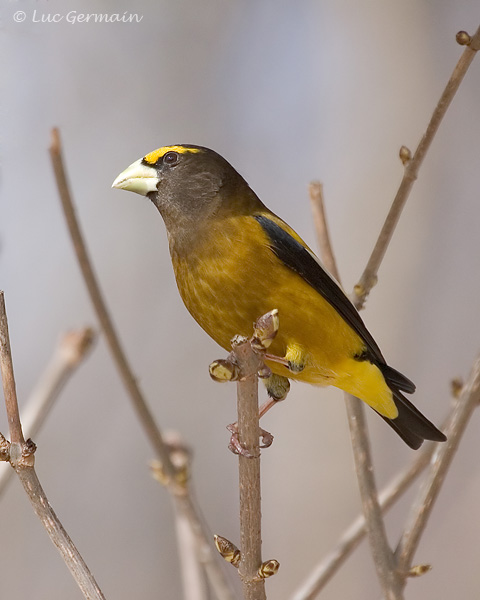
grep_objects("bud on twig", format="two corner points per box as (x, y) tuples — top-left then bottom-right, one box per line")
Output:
(408, 564), (432, 577)
(209, 359), (239, 382)
(214, 534), (241, 567)
(399, 145), (412, 165)
(150, 432), (191, 489)
(0, 433), (10, 462)
(251, 309), (280, 351)
(456, 31), (471, 46)
(450, 377), (464, 399)
(257, 559), (280, 579)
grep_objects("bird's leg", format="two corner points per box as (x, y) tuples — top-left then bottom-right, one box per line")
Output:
(264, 353), (290, 368)
(227, 374), (290, 456)
(224, 310), (297, 456)
(265, 344), (305, 374)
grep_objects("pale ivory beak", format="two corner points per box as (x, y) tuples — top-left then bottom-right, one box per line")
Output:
(112, 159), (159, 196)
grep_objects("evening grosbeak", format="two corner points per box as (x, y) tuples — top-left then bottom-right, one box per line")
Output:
(112, 145), (446, 449)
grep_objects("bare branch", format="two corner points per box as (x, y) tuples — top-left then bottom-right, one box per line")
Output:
(167, 436), (210, 600)
(0, 328), (95, 499)
(49, 129), (175, 479)
(234, 338), (267, 600)
(49, 129), (236, 600)
(180, 495), (238, 600)
(305, 26), (480, 598)
(152, 433), (211, 600)
(309, 182), (340, 281)
(0, 294), (105, 600)
(308, 193), (402, 598)
(0, 292), (25, 444)
(15, 464), (106, 600)
(353, 25), (480, 310)
(395, 355), (480, 573)
(291, 429), (440, 599)
(344, 396), (403, 599)
(173, 502), (210, 600)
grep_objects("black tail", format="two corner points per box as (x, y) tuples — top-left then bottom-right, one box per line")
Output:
(376, 364), (446, 450)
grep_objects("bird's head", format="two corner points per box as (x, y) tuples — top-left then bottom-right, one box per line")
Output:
(112, 145), (258, 236)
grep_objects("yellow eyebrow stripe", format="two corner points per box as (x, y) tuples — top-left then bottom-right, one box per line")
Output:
(143, 146), (201, 165)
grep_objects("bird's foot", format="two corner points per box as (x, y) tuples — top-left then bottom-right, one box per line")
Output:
(226, 422), (274, 457)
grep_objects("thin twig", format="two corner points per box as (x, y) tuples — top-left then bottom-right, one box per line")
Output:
(0, 292), (106, 600)
(308, 27), (480, 598)
(0, 292), (24, 445)
(180, 495), (237, 600)
(173, 498), (210, 600)
(0, 328), (95, 499)
(309, 190), (402, 599)
(344, 395), (403, 599)
(49, 129), (175, 480)
(152, 433), (210, 600)
(233, 338), (267, 600)
(395, 355), (480, 575)
(353, 25), (480, 310)
(309, 182), (339, 281)
(16, 466), (106, 600)
(291, 425), (442, 599)
(49, 129), (236, 600)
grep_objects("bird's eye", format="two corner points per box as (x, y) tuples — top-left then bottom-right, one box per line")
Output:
(163, 151), (179, 166)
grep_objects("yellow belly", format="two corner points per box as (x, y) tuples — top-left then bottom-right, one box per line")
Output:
(170, 214), (396, 418)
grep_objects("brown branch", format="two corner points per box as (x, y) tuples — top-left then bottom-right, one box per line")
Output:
(306, 26), (480, 598)
(180, 495), (238, 600)
(0, 293), (105, 600)
(309, 191), (402, 599)
(16, 465), (106, 600)
(0, 292), (25, 444)
(151, 433), (209, 600)
(309, 182), (339, 281)
(49, 129), (237, 600)
(234, 338), (266, 600)
(291, 425), (442, 599)
(173, 501), (209, 600)
(352, 25), (480, 310)
(49, 129), (175, 480)
(0, 328), (95, 499)
(395, 354), (480, 575)
(344, 395), (403, 599)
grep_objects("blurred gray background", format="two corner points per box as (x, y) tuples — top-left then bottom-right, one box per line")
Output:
(1, 1), (480, 598)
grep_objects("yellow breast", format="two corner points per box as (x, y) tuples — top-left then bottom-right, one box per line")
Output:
(171, 213), (365, 386)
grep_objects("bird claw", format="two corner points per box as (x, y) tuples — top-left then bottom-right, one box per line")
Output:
(259, 428), (274, 448)
(227, 423), (274, 457)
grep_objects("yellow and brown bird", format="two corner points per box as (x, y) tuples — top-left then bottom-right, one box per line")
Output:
(112, 145), (446, 449)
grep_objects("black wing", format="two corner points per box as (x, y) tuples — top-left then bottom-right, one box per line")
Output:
(254, 215), (447, 447)
(255, 214), (386, 364)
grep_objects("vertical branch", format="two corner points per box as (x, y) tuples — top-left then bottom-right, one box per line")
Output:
(308, 26), (480, 598)
(353, 25), (480, 310)
(0, 328), (95, 500)
(0, 293), (106, 600)
(344, 395), (403, 599)
(395, 355), (480, 574)
(173, 499), (209, 600)
(15, 467), (107, 600)
(309, 188), (402, 599)
(292, 428), (441, 599)
(152, 434), (210, 600)
(49, 129), (174, 480)
(50, 128), (237, 600)
(309, 182), (339, 280)
(0, 292), (25, 445)
(234, 339), (266, 600)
